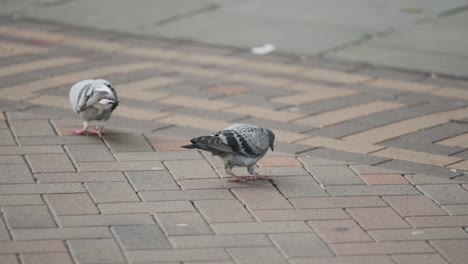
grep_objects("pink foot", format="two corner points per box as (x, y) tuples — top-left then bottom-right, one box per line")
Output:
(228, 175), (249, 183)
(72, 128), (88, 136)
(88, 129), (103, 138)
(253, 174), (269, 180)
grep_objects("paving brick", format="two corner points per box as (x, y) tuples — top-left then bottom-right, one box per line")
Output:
(373, 148), (462, 167)
(306, 166), (363, 185)
(113, 225), (171, 250)
(417, 184), (468, 205)
(77, 160), (164, 172)
(253, 209), (349, 221)
(150, 140), (194, 152)
(45, 193), (98, 215)
(0, 217), (10, 241)
(36, 171), (126, 183)
(127, 248), (230, 262)
(26, 154), (74, 173)
(18, 135), (102, 146)
(11, 227), (112, 240)
(103, 134), (153, 152)
(21, 253), (73, 264)
(326, 185), (420, 196)
(269, 176), (328, 198)
(258, 156), (302, 167)
(0, 129), (15, 146)
(379, 160), (461, 178)
(248, 166), (310, 177)
(0, 155), (24, 164)
(140, 189), (233, 201)
(347, 207), (410, 229)
(369, 227), (468, 241)
(65, 144), (115, 162)
(126, 170), (179, 191)
(177, 178), (273, 189)
(359, 174), (410, 184)
(0, 146), (64, 155)
(0, 240), (66, 254)
(430, 240), (468, 264)
(0, 195), (42, 206)
(169, 234), (270, 248)
(228, 247), (288, 264)
(98, 201), (194, 214)
(331, 241), (435, 256)
(309, 220), (372, 243)
(405, 174), (468, 185)
(68, 239), (125, 264)
(211, 221), (311, 234)
(382, 195), (447, 217)
(9, 120), (55, 136)
(86, 181), (139, 202)
(289, 196), (386, 209)
(450, 160), (468, 171)
(349, 164), (405, 175)
(0, 255), (17, 264)
(442, 204), (468, 215)
(233, 187), (292, 210)
(302, 148), (389, 165)
(115, 150), (202, 161)
(164, 160), (219, 179)
(155, 212), (212, 235)
(406, 216), (468, 228)
(58, 214), (154, 227)
(195, 200), (254, 223)
(3, 205), (55, 228)
(298, 136), (383, 155)
(0, 164), (34, 184)
(391, 254), (448, 264)
(291, 256), (394, 264)
(301, 68), (371, 84)
(0, 183), (84, 194)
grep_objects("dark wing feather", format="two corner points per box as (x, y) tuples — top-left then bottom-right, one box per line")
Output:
(181, 135), (235, 156)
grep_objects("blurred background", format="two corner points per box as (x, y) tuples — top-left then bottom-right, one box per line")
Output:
(1, 0), (467, 77)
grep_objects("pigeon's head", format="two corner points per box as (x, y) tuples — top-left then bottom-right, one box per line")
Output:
(266, 128), (275, 151)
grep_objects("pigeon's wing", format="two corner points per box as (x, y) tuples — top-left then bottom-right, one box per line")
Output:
(218, 124), (270, 158)
(182, 135), (236, 156)
(69, 80), (118, 113)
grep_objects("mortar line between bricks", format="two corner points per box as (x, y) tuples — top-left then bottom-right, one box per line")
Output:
(109, 226), (131, 263)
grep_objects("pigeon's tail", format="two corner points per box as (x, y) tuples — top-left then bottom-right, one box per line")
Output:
(181, 136), (233, 156)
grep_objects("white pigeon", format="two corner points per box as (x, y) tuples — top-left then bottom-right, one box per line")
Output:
(69, 79), (119, 138)
(182, 124), (275, 182)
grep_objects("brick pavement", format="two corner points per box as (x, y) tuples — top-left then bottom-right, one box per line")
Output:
(0, 19), (467, 263)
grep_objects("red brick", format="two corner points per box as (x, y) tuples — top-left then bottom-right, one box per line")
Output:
(359, 174), (410, 185)
(258, 157), (302, 167)
(309, 220), (372, 243)
(289, 196), (386, 209)
(0, 240), (67, 253)
(430, 240), (468, 264)
(21, 253), (73, 264)
(406, 216), (468, 228)
(45, 194), (99, 215)
(232, 188), (292, 210)
(347, 207), (410, 229)
(331, 241), (435, 256)
(383, 195), (446, 217)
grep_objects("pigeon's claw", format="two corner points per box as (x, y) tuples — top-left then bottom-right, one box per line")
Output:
(228, 175), (250, 183)
(72, 128), (88, 136)
(88, 128), (103, 138)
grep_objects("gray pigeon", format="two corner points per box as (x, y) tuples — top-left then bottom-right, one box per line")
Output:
(69, 79), (119, 138)
(182, 124), (275, 182)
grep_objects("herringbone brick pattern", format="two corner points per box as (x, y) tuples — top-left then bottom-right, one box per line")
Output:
(0, 19), (467, 263)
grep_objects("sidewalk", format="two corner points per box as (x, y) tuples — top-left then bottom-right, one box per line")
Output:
(0, 18), (467, 264)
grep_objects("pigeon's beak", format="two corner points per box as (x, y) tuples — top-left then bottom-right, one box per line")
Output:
(270, 145), (274, 151)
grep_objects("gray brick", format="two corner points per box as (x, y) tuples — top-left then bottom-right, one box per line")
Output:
(169, 234), (271, 248)
(0, 183), (85, 194)
(379, 159), (465, 178)
(299, 156), (353, 166)
(302, 148), (389, 165)
(0, 164), (34, 184)
(98, 201), (195, 214)
(0, 155), (24, 164)
(211, 222), (311, 234)
(228, 247), (288, 264)
(299, 94), (378, 116)
(391, 254), (448, 264)
(0, 217), (10, 241)
(86, 182), (139, 203)
(195, 200), (254, 223)
(271, 233), (333, 258)
(77, 160), (164, 172)
(58, 214), (154, 227)
(309, 121), (372, 138)
(442, 205), (468, 215)
(369, 227), (468, 241)
(65, 144), (115, 162)
(127, 248), (230, 263)
(11, 227), (112, 240)
(165, 160), (219, 179)
(68, 239), (125, 264)
(112, 225), (171, 250)
(0, 146), (64, 155)
(9, 120), (55, 136)
(237, 117), (311, 133)
(406, 174), (468, 185)
(249, 166), (310, 176)
(115, 150), (202, 161)
(140, 189), (233, 201)
(103, 134), (153, 152)
(18, 136), (101, 145)
(20, 252), (74, 264)
(306, 166), (363, 185)
(126, 171), (179, 191)
(453, 150), (468, 159)
(291, 256), (395, 264)
(155, 212), (212, 235)
(0, 130), (15, 146)
(171, 107), (246, 122)
(3, 205), (55, 228)
(0, 195), (42, 206)
(417, 185), (468, 205)
(26, 154), (75, 173)
(325, 185), (420, 196)
(271, 176), (328, 197)
(36, 172), (126, 183)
